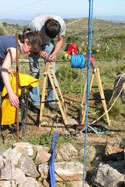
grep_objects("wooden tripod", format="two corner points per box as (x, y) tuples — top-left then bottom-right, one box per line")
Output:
(39, 62), (67, 128)
(81, 62), (111, 126)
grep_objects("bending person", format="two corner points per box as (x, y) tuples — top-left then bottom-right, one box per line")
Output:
(0, 32), (41, 108)
(27, 14), (66, 106)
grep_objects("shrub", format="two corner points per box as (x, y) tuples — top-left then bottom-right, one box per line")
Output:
(0, 21), (6, 35)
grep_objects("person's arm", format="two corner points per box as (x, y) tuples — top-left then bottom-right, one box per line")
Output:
(1, 48), (19, 108)
(48, 35), (64, 61)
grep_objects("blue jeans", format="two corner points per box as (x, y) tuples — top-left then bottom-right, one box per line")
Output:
(29, 40), (57, 105)
(0, 65), (4, 105)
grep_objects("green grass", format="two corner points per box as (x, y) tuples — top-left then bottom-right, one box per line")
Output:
(22, 132), (77, 149)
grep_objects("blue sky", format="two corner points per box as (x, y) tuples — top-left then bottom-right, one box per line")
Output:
(0, 0), (125, 20)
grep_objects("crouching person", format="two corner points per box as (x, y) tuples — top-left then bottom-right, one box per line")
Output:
(0, 32), (42, 108)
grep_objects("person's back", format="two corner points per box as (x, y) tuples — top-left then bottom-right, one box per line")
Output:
(29, 14), (66, 44)
(0, 35), (19, 60)
(28, 14), (66, 106)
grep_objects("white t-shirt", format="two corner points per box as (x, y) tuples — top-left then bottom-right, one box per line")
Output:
(28, 14), (66, 44)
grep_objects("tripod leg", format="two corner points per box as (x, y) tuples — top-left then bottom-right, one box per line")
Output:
(20, 87), (26, 137)
(89, 72), (95, 93)
(81, 79), (87, 107)
(39, 71), (48, 128)
(50, 65), (64, 104)
(95, 68), (111, 126)
(81, 73), (94, 124)
(48, 72), (67, 125)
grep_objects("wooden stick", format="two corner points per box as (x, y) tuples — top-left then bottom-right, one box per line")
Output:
(81, 66), (111, 126)
(39, 62), (67, 127)
(47, 71), (67, 125)
(16, 34), (19, 141)
(50, 65), (64, 104)
(39, 63), (48, 128)
(95, 68), (111, 126)
(81, 72), (94, 124)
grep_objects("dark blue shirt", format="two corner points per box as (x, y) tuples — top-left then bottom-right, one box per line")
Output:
(0, 35), (20, 60)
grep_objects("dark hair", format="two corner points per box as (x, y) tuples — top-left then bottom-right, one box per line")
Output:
(18, 32), (42, 54)
(44, 19), (61, 38)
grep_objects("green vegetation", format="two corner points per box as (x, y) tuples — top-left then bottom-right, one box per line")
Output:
(1, 18), (125, 140)
(22, 132), (77, 149)
(0, 21), (6, 35)
(3, 18), (123, 121)
(92, 33), (125, 60)
(108, 99), (125, 120)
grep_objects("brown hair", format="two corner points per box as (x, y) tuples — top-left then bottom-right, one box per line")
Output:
(44, 19), (61, 38)
(18, 32), (42, 54)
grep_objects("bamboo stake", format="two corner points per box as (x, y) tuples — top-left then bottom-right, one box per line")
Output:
(16, 34), (19, 141)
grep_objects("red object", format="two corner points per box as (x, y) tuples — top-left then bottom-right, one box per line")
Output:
(77, 125), (85, 131)
(66, 44), (78, 55)
(85, 55), (96, 62)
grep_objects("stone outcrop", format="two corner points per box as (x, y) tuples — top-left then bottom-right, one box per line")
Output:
(0, 138), (124, 187)
(38, 161), (84, 181)
(112, 73), (125, 102)
(90, 139), (125, 187)
(92, 161), (125, 187)
(56, 143), (78, 161)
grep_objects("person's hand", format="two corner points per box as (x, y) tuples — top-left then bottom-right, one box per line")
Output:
(48, 53), (56, 62)
(9, 93), (19, 108)
(40, 51), (48, 58)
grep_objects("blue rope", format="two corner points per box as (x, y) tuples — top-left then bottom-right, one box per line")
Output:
(71, 54), (85, 68)
(50, 132), (58, 187)
(83, 0), (94, 187)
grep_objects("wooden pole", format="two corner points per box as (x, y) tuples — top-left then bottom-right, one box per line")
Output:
(81, 62), (111, 126)
(16, 34), (19, 141)
(50, 65), (64, 104)
(39, 63), (67, 127)
(39, 63), (48, 128)
(95, 68), (111, 126)
(47, 70), (67, 125)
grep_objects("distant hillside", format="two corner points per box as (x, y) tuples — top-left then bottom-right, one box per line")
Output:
(1, 19), (30, 26)
(96, 16), (125, 23)
(1, 15), (125, 26)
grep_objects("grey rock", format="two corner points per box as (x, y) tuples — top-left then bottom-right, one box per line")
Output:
(12, 142), (34, 156)
(38, 161), (83, 181)
(18, 177), (40, 187)
(0, 147), (6, 156)
(19, 153), (40, 178)
(3, 147), (22, 165)
(56, 143), (78, 161)
(79, 146), (96, 162)
(38, 162), (49, 178)
(66, 116), (78, 125)
(112, 73), (125, 102)
(0, 180), (16, 187)
(92, 161), (125, 187)
(0, 159), (26, 183)
(0, 156), (5, 169)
